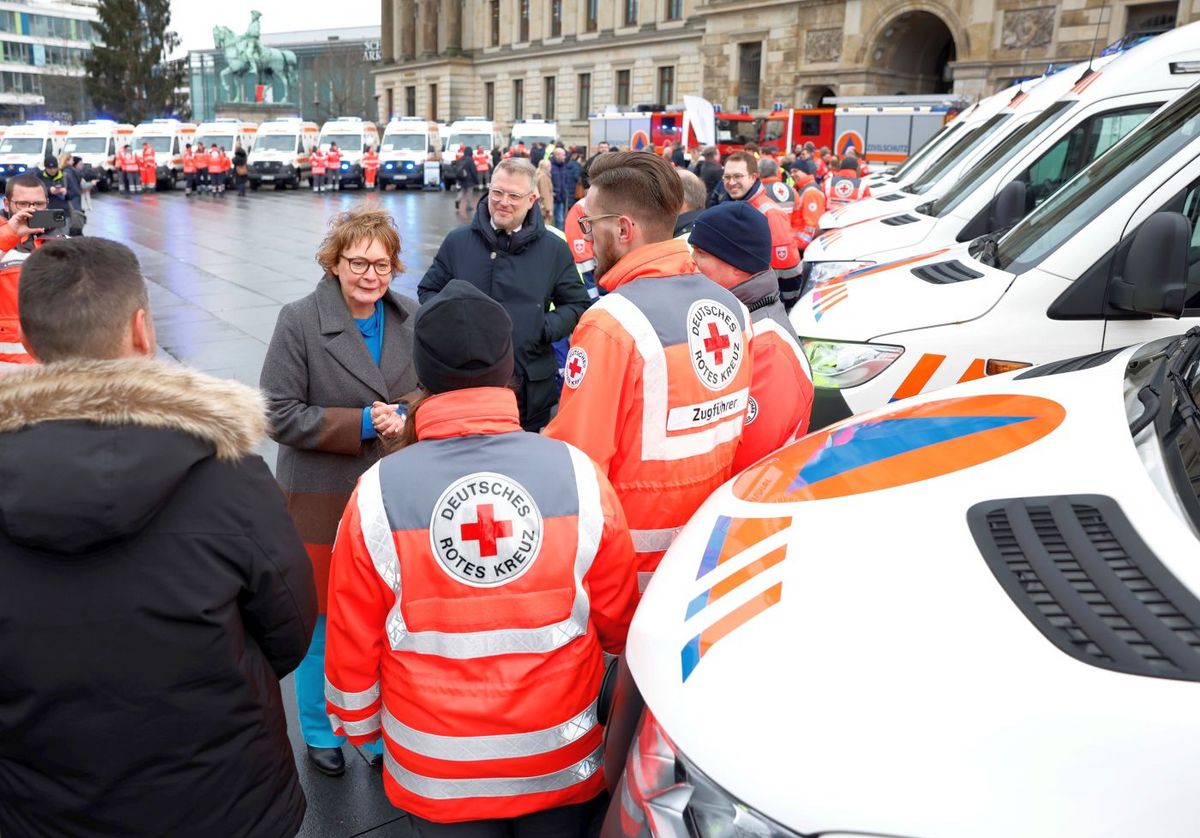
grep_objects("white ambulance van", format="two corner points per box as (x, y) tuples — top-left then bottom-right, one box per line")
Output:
(193, 119), (258, 159)
(442, 116), (498, 185)
(804, 22), (1200, 283)
(814, 59), (1114, 234)
(606, 328), (1200, 838)
(248, 117), (319, 189)
(64, 120), (133, 191)
(791, 78), (1200, 428)
(378, 117), (438, 189)
(508, 117), (557, 149)
(0, 121), (68, 183)
(318, 117), (380, 189)
(133, 119), (197, 189)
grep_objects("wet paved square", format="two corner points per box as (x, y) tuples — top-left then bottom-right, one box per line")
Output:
(87, 183), (481, 836)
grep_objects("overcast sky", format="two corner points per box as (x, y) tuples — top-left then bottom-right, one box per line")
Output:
(169, 1), (381, 57)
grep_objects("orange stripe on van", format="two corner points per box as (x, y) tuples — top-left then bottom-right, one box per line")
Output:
(890, 353), (946, 402)
(958, 358), (986, 382)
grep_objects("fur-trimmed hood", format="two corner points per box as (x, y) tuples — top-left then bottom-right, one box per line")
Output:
(0, 359), (268, 553)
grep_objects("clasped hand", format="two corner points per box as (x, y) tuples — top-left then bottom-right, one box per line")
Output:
(371, 401), (406, 438)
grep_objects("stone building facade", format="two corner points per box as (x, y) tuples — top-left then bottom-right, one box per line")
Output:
(373, 0), (1199, 145)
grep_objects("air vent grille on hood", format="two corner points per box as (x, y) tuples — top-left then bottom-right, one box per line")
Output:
(877, 193), (907, 201)
(1014, 347), (1126, 379)
(881, 213), (921, 226)
(968, 495), (1200, 681)
(911, 260), (985, 284)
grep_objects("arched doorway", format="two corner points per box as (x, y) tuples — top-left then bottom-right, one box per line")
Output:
(800, 85), (836, 108)
(869, 11), (957, 94)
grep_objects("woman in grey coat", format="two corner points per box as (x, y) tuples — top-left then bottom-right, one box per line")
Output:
(260, 206), (419, 777)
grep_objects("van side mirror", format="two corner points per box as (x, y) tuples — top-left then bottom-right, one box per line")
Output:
(991, 180), (1026, 231)
(1108, 212), (1191, 318)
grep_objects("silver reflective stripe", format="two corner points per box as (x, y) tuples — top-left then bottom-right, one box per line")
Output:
(630, 527), (681, 554)
(356, 443), (602, 659)
(0, 341), (26, 354)
(382, 700), (598, 761)
(637, 572), (654, 593)
(330, 711), (381, 737)
(384, 744), (603, 800)
(324, 677), (382, 711)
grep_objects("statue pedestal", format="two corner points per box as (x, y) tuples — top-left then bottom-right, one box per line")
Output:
(215, 102), (301, 123)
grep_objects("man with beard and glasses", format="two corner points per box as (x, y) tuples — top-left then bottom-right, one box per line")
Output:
(544, 151), (753, 591)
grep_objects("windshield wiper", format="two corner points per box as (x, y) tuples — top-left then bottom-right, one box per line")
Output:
(970, 231), (1003, 268)
(1129, 327), (1200, 436)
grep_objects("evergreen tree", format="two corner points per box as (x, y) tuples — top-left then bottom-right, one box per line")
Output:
(84, 0), (188, 123)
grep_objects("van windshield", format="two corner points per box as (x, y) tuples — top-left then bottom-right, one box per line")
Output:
(715, 118), (756, 145)
(450, 133), (490, 151)
(137, 136), (172, 153)
(889, 120), (962, 181)
(322, 134), (362, 151)
(927, 101), (1075, 217)
(0, 138), (45, 154)
(906, 114), (1011, 195)
(195, 134), (235, 150)
(383, 133), (426, 152)
(996, 87), (1200, 275)
(256, 134), (297, 152)
(512, 134), (554, 147)
(65, 137), (108, 153)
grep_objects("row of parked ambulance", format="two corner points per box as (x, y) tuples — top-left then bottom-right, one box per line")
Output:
(0, 116), (397, 192)
(603, 21), (1200, 838)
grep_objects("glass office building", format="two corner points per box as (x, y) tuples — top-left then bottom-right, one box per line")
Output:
(0, 0), (100, 121)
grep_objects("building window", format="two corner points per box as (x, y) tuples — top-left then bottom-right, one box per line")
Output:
(1125, 1), (1176, 35)
(544, 76), (556, 119)
(616, 69), (631, 107)
(429, 83), (438, 122)
(585, 0), (598, 32)
(405, 85), (416, 116)
(386, 88), (394, 119)
(657, 66), (674, 106)
(513, 79), (524, 120)
(665, 0), (682, 20)
(485, 81), (495, 119)
(738, 42), (762, 109)
(624, 0), (638, 27)
(578, 72), (591, 119)
(520, 0), (530, 41)
(490, 0), (501, 46)
(551, 0), (563, 37)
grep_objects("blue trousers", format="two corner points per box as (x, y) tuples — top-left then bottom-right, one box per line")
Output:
(295, 616), (384, 756)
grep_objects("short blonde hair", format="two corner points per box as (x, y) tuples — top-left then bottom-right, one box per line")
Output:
(316, 206), (405, 276)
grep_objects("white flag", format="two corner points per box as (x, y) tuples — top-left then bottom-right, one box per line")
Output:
(683, 95), (715, 147)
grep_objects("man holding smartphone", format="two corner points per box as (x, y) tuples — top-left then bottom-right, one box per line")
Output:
(0, 173), (64, 367)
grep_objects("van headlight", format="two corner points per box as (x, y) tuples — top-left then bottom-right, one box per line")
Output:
(612, 711), (803, 838)
(802, 339), (904, 389)
(802, 260), (874, 296)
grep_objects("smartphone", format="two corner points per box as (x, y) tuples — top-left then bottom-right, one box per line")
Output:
(29, 209), (67, 230)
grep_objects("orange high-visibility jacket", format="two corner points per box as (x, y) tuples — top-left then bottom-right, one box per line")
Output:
(562, 201), (595, 274)
(120, 150), (139, 172)
(544, 239), (752, 586)
(742, 180), (802, 309)
(472, 149), (490, 172)
(0, 227), (47, 366)
(182, 149), (196, 173)
(325, 147), (342, 169)
(362, 149), (379, 171)
(824, 168), (871, 209)
(325, 387), (638, 824)
(310, 149), (326, 175)
(206, 149), (221, 172)
(790, 180), (826, 253)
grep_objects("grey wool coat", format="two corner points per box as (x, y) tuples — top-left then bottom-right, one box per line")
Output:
(260, 277), (419, 611)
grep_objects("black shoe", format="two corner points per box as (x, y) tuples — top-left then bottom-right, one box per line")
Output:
(365, 748), (384, 769)
(306, 745), (345, 776)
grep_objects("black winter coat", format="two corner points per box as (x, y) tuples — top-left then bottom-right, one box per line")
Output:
(418, 199), (590, 429)
(0, 359), (317, 838)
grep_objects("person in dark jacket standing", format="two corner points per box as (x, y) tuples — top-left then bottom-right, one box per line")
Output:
(692, 146), (723, 206)
(232, 143), (249, 197)
(419, 157), (589, 431)
(549, 146), (580, 228)
(37, 154), (70, 213)
(0, 237), (317, 838)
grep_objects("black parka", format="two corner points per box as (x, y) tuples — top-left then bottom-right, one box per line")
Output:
(417, 198), (590, 429)
(0, 359), (317, 838)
